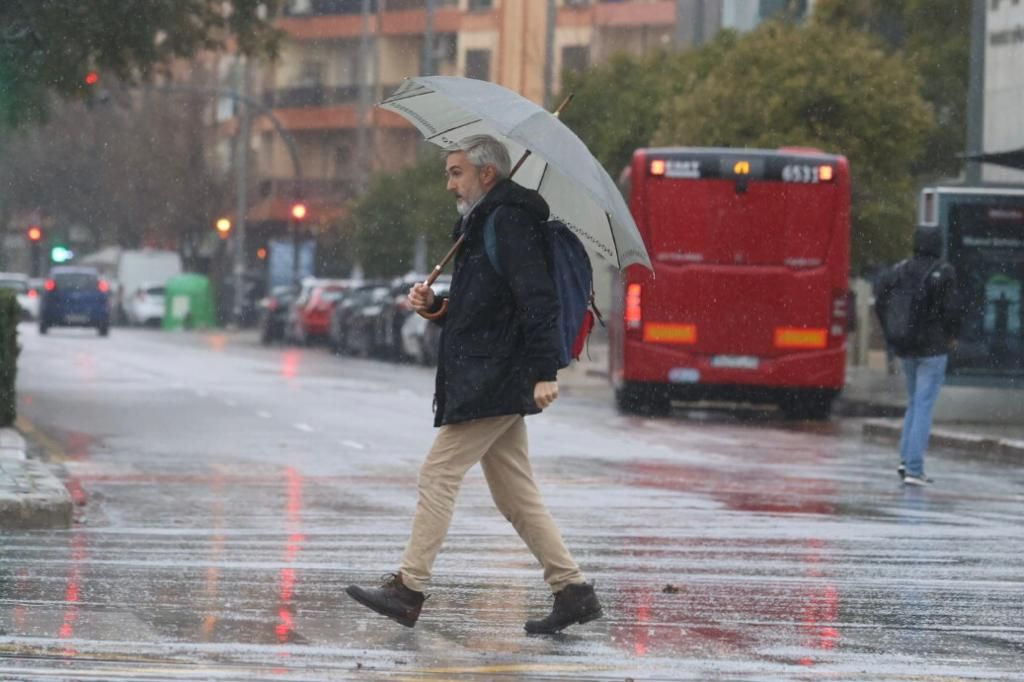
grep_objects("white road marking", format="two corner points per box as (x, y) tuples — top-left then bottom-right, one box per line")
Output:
(257, 411), (272, 419)
(195, 389), (208, 398)
(224, 399), (237, 407)
(293, 423), (314, 432)
(343, 440), (365, 450)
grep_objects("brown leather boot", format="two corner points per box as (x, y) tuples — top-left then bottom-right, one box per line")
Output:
(346, 573), (426, 628)
(525, 582), (603, 634)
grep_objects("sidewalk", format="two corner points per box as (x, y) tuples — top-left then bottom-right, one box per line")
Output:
(561, 335), (1024, 461)
(842, 352), (1024, 461)
(0, 427), (72, 530)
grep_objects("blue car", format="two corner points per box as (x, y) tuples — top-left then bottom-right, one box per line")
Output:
(39, 266), (110, 336)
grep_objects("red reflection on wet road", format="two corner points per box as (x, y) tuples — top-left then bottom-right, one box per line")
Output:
(280, 351), (301, 379)
(59, 530), (88, 656)
(276, 467), (305, 643)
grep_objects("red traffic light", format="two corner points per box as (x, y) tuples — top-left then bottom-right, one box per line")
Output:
(291, 203), (307, 221)
(84, 71), (100, 86)
(27, 226), (43, 242)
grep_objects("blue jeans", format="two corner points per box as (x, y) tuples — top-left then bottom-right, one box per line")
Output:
(898, 354), (948, 477)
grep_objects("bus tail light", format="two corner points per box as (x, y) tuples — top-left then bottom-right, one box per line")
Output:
(644, 323), (697, 345)
(625, 283), (642, 332)
(649, 159), (666, 176)
(774, 327), (827, 350)
(830, 289), (849, 339)
(818, 165), (834, 181)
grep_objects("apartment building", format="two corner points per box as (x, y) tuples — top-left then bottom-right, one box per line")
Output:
(224, 0), (811, 245)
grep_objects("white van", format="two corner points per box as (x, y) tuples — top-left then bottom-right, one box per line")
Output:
(115, 249), (182, 324)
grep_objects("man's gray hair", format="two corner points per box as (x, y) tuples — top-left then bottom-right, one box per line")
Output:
(449, 134), (511, 180)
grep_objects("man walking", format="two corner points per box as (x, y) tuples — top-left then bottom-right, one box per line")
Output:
(875, 225), (961, 486)
(345, 135), (602, 634)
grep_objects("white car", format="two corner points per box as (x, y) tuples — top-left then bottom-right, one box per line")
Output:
(124, 282), (167, 326)
(0, 272), (37, 320)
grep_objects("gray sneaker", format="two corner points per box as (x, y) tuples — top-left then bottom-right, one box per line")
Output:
(897, 464), (906, 480)
(903, 474), (932, 486)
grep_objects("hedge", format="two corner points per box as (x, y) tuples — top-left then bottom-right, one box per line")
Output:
(0, 290), (20, 426)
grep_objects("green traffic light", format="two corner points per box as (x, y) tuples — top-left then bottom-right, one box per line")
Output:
(50, 245), (74, 263)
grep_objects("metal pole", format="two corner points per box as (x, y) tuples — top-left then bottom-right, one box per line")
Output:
(966, 0), (986, 185)
(422, 0), (436, 77)
(543, 0), (557, 109)
(232, 57), (251, 326)
(355, 0), (373, 194)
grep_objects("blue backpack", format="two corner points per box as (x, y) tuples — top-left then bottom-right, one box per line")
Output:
(484, 208), (602, 368)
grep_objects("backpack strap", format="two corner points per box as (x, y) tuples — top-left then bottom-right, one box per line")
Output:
(483, 207), (504, 277)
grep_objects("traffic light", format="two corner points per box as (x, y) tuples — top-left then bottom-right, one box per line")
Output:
(27, 226), (43, 242)
(291, 203), (307, 221)
(50, 245), (74, 263)
(215, 217), (232, 240)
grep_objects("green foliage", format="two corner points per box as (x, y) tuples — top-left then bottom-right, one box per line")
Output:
(558, 32), (737, 175)
(814, 0), (971, 179)
(653, 21), (933, 269)
(0, 0), (282, 128)
(349, 153), (457, 279)
(0, 291), (20, 427)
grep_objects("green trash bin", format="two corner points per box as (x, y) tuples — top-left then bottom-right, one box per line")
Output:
(163, 274), (216, 330)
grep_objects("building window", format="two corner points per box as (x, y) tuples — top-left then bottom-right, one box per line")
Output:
(465, 49), (491, 81)
(468, 0), (493, 11)
(561, 45), (590, 75)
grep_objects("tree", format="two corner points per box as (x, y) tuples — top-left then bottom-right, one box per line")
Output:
(0, 71), (231, 258)
(654, 21), (933, 269)
(348, 154), (456, 279)
(814, 0), (971, 179)
(558, 32), (737, 176)
(0, 0), (281, 127)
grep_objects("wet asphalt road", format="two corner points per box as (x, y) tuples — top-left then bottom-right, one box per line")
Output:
(2, 324), (1023, 680)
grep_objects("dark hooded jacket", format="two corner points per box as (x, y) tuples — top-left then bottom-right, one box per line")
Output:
(875, 225), (961, 358)
(426, 179), (561, 427)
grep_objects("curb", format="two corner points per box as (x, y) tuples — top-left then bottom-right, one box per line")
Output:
(862, 419), (1024, 462)
(0, 427), (73, 530)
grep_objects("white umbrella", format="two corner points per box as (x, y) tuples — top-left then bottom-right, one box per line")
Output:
(379, 76), (652, 272)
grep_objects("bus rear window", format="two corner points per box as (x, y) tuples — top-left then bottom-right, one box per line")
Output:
(645, 179), (838, 267)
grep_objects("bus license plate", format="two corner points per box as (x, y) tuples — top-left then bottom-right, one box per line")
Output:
(668, 368), (701, 384)
(65, 314), (88, 324)
(711, 355), (760, 370)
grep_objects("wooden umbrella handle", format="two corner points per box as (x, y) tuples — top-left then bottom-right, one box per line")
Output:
(417, 234), (465, 320)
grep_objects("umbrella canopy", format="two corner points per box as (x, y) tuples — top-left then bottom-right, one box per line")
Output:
(962, 147), (1024, 171)
(379, 76), (652, 272)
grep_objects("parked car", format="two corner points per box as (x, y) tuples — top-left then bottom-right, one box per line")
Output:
(258, 284), (299, 345)
(328, 283), (377, 353)
(111, 249), (182, 324)
(285, 278), (349, 345)
(0, 272), (37, 320)
(400, 277), (450, 365)
(124, 282), (167, 326)
(325, 283), (385, 355)
(374, 274), (427, 361)
(39, 266), (110, 336)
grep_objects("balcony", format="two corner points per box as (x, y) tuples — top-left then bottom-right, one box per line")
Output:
(263, 85), (361, 109)
(282, 0), (456, 18)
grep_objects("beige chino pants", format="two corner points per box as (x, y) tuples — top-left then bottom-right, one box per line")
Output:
(399, 414), (584, 593)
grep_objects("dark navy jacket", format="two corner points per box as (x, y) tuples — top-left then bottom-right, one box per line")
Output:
(427, 179), (561, 427)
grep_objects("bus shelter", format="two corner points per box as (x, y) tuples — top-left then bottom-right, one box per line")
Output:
(920, 185), (1024, 387)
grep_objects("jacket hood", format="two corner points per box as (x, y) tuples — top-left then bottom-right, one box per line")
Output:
(913, 225), (942, 257)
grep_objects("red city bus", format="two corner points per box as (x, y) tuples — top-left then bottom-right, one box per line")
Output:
(610, 147), (851, 419)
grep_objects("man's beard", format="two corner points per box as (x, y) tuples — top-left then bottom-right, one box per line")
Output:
(455, 186), (483, 217)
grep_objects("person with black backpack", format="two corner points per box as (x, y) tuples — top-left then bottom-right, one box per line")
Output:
(345, 135), (602, 634)
(874, 225), (961, 486)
